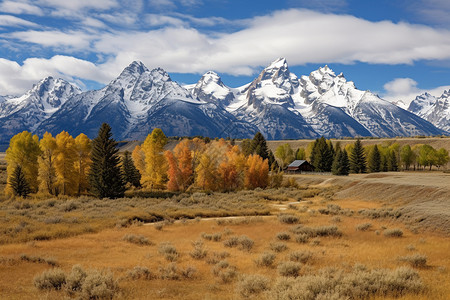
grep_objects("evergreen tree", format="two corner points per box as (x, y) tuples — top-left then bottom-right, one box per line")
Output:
(350, 138), (366, 173)
(388, 150), (398, 171)
(89, 123), (125, 199)
(122, 151), (141, 188)
(267, 150), (279, 171)
(332, 149), (349, 176)
(9, 165), (32, 198)
(368, 145), (381, 172)
(380, 154), (388, 172)
(310, 137), (333, 172)
(240, 139), (253, 157)
(250, 132), (268, 160)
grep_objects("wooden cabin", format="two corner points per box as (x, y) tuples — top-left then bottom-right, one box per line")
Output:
(286, 160), (314, 173)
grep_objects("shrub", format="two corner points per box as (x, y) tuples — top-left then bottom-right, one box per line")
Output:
(255, 252), (276, 267)
(159, 263), (179, 280)
(212, 260), (238, 284)
(289, 250), (313, 264)
(291, 225), (342, 238)
(154, 223), (164, 231)
(271, 242), (288, 252)
(278, 214), (299, 224)
(80, 269), (117, 300)
(278, 261), (302, 277)
(356, 223), (372, 231)
(158, 242), (179, 261)
(201, 232), (213, 241)
(295, 234), (309, 244)
(212, 233), (222, 241)
(398, 254), (428, 268)
(206, 251), (230, 265)
(223, 236), (239, 248)
(237, 274), (270, 298)
(122, 234), (152, 246)
(127, 266), (155, 280)
(180, 266), (197, 279)
(190, 240), (207, 260)
(276, 232), (291, 241)
(238, 235), (254, 252)
(383, 228), (403, 238)
(34, 268), (66, 290)
(65, 265), (87, 294)
(20, 254), (58, 266)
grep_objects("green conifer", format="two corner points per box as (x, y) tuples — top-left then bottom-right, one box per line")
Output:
(122, 151), (141, 188)
(89, 123), (125, 199)
(350, 138), (367, 173)
(332, 149), (350, 176)
(251, 132), (268, 160)
(368, 145), (381, 173)
(9, 165), (32, 198)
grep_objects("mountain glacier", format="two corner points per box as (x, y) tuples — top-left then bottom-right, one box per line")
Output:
(0, 58), (447, 146)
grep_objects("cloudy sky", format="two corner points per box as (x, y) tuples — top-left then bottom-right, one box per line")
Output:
(1, 0), (450, 105)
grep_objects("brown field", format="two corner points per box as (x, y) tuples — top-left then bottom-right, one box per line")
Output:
(0, 167), (449, 299)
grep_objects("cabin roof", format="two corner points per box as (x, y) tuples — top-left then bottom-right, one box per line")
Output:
(287, 160), (309, 168)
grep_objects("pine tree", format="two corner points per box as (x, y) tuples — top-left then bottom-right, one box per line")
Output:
(250, 132), (268, 160)
(89, 123), (125, 199)
(368, 145), (381, 173)
(122, 151), (141, 188)
(310, 137), (333, 172)
(388, 150), (398, 171)
(240, 139), (253, 157)
(332, 149), (349, 176)
(267, 150), (279, 171)
(9, 165), (32, 198)
(350, 138), (366, 173)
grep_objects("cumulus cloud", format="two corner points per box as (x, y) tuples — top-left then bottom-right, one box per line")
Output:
(3, 8), (450, 95)
(383, 77), (450, 106)
(37, 0), (119, 11)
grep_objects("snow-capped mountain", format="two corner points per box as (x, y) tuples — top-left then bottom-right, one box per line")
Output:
(0, 58), (446, 147)
(36, 61), (257, 140)
(0, 77), (80, 143)
(408, 91), (450, 132)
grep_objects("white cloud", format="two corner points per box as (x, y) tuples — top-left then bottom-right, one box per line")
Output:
(7, 30), (93, 50)
(148, 0), (176, 9)
(383, 77), (450, 105)
(0, 15), (38, 27)
(0, 1), (44, 15)
(145, 14), (185, 27)
(37, 0), (119, 11)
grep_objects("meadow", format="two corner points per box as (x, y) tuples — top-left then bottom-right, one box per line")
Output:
(0, 146), (449, 299)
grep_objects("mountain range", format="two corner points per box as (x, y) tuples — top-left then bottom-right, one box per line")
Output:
(0, 58), (448, 149)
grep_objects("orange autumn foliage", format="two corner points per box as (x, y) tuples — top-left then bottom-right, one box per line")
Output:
(244, 154), (269, 189)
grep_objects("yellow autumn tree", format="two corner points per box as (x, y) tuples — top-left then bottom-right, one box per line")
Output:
(131, 145), (146, 178)
(217, 145), (246, 191)
(38, 132), (58, 195)
(74, 133), (92, 195)
(5, 131), (41, 195)
(55, 131), (77, 195)
(141, 128), (168, 189)
(244, 154), (269, 189)
(195, 152), (217, 191)
(173, 139), (193, 191)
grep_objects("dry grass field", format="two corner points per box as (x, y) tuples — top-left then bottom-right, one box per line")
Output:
(0, 147), (449, 299)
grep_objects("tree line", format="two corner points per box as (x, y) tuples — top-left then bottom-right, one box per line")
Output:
(269, 137), (449, 175)
(5, 125), (271, 199)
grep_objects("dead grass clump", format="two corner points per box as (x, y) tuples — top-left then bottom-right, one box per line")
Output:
(255, 252), (276, 268)
(223, 236), (239, 248)
(158, 242), (179, 261)
(78, 269), (117, 299)
(236, 274), (270, 298)
(190, 240), (207, 260)
(295, 234), (310, 244)
(34, 268), (66, 290)
(270, 242), (288, 253)
(20, 254), (58, 266)
(201, 232), (222, 242)
(384, 228), (404, 238)
(180, 266), (197, 279)
(292, 225), (342, 238)
(122, 234), (152, 246)
(206, 251), (230, 265)
(356, 223), (373, 231)
(238, 235), (254, 252)
(278, 214), (299, 224)
(212, 260), (238, 284)
(359, 208), (401, 219)
(159, 263), (180, 280)
(278, 261), (302, 277)
(276, 232), (291, 241)
(216, 216), (264, 226)
(288, 250), (313, 264)
(398, 254), (428, 268)
(126, 266), (155, 280)
(269, 266), (424, 299)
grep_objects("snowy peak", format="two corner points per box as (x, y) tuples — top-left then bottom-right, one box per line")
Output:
(30, 76), (81, 109)
(191, 71), (234, 106)
(255, 57), (298, 92)
(408, 92), (436, 117)
(119, 61), (149, 77)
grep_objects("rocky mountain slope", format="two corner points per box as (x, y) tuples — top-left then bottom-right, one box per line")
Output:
(0, 59), (446, 146)
(408, 91), (450, 133)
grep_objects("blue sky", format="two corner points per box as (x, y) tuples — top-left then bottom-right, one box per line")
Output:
(1, 0), (450, 105)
